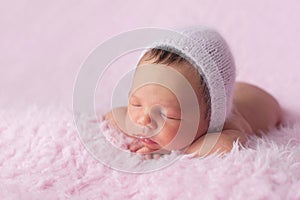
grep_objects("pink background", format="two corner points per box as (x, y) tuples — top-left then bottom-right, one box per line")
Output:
(1, 2), (300, 198)
(1, 0), (299, 114)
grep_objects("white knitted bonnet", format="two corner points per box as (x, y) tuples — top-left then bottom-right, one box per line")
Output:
(141, 26), (236, 133)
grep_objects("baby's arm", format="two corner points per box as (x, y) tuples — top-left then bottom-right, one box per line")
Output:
(104, 109), (245, 158)
(103, 108), (124, 132)
(185, 129), (247, 157)
(103, 107), (138, 140)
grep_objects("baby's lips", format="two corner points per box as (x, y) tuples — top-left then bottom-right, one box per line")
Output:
(139, 138), (158, 145)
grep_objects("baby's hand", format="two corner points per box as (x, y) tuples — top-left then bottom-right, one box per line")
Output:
(104, 108), (167, 160)
(128, 139), (163, 160)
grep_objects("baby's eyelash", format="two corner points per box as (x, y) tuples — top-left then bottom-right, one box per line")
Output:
(160, 112), (181, 120)
(129, 101), (141, 107)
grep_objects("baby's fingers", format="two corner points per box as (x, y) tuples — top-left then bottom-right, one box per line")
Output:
(103, 111), (119, 129)
(129, 143), (142, 152)
(136, 147), (162, 160)
(128, 139), (144, 152)
(152, 154), (161, 160)
(136, 146), (152, 154)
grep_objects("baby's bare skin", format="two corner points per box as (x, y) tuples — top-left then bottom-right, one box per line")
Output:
(104, 82), (282, 158)
(185, 82), (282, 156)
(104, 56), (282, 158)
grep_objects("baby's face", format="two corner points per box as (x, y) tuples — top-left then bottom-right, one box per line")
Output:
(126, 58), (208, 151)
(128, 83), (181, 151)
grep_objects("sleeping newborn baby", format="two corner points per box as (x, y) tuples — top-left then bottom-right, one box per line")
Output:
(104, 26), (282, 159)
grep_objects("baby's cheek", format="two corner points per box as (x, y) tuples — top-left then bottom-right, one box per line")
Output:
(157, 122), (184, 149)
(127, 106), (137, 121)
(162, 121), (180, 137)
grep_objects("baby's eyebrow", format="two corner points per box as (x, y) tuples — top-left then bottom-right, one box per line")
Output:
(128, 93), (139, 100)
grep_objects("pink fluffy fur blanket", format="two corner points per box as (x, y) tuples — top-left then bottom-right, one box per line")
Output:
(0, 105), (300, 200)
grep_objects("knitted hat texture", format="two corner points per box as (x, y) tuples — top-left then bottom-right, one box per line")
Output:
(142, 26), (236, 132)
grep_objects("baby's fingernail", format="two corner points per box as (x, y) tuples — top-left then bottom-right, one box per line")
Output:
(145, 154), (152, 160)
(136, 147), (147, 154)
(153, 154), (161, 160)
(136, 149), (142, 153)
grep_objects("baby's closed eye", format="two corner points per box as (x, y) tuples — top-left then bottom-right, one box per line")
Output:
(130, 102), (141, 107)
(160, 110), (181, 120)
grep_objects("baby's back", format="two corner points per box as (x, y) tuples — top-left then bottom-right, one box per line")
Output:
(230, 82), (282, 134)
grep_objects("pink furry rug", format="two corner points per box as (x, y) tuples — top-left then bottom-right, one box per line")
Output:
(1, 105), (300, 200)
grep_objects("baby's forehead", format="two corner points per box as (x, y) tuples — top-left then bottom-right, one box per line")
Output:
(132, 63), (204, 102)
(136, 60), (203, 93)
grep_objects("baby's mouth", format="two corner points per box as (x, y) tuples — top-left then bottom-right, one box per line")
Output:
(138, 137), (162, 150)
(139, 138), (158, 145)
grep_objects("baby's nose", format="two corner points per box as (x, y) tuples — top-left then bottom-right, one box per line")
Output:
(135, 113), (159, 137)
(137, 113), (152, 126)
